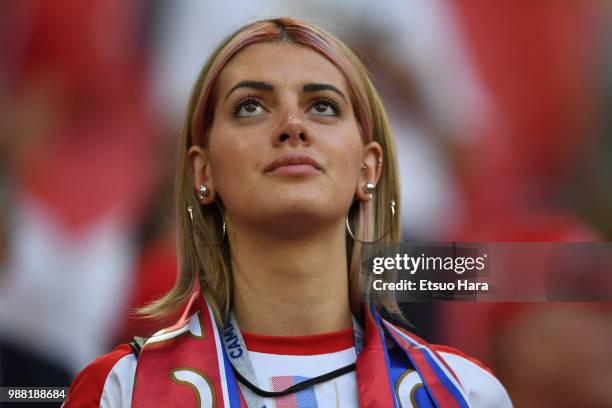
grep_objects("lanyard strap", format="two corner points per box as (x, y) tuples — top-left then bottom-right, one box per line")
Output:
(221, 312), (363, 407)
(222, 312), (266, 408)
(232, 361), (357, 398)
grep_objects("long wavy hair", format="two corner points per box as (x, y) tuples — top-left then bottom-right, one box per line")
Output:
(141, 17), (401, 324)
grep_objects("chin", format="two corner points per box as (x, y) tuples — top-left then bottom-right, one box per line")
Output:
(257, 198), (343, 233)
(275, 193), (343, 215)
(271, 200), (327, 220)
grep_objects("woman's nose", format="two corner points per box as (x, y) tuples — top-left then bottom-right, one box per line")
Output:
(276, 114), (310, 145)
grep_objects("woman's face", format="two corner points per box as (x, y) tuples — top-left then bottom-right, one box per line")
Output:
(190, 42), (380, 235)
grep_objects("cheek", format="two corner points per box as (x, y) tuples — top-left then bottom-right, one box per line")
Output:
(323, 128), (364, 193)
(207, 127), (260, 196)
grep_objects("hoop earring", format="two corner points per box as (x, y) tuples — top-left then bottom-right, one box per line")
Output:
(346, 200), (396, 243)
(186, 201), (227, 246)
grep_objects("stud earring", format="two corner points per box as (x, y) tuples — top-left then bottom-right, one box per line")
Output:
(197, 185), (209, 200)
(377, 158), (383, 167)
(364, 181), (376, 197)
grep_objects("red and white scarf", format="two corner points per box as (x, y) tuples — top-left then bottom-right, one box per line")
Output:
(131, 291), (471, 407)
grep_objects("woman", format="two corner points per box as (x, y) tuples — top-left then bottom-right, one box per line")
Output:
(64, 18), (511, 407)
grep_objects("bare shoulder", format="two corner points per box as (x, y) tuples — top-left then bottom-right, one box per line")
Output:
(432, 345), (513, 408)
(63, 344), (136, 408)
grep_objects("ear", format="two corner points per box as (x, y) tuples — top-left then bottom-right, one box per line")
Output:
(355, 141), (383, 202)
(188, 145), (217, 204)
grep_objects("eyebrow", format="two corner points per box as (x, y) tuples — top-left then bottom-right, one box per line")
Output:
(224, 80), (346, 101)
(302, 83), (346, 101)
(225, 80), (274, 101)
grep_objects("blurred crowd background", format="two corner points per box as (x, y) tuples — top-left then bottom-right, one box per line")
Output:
(1, 1), (611, 406)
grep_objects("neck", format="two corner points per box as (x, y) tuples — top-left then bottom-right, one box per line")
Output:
(229, 220), (352, 336)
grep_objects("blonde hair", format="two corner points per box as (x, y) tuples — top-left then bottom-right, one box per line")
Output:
(141, 17), (401, 323)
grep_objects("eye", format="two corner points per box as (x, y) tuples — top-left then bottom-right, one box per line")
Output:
(309, 97), (341, 117)
(233, 96), (265, 118)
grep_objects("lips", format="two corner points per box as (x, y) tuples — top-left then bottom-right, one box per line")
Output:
(264, 153), (322, 175)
